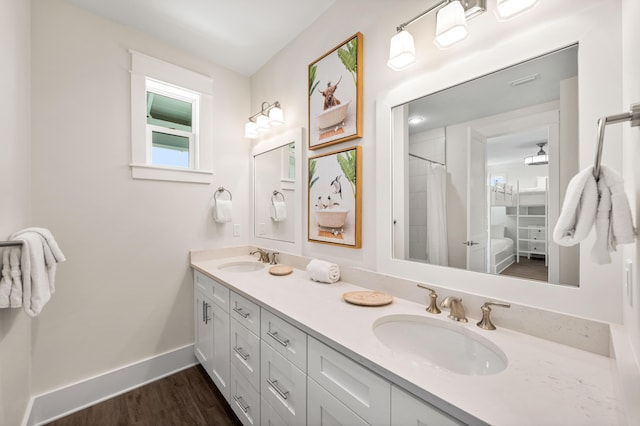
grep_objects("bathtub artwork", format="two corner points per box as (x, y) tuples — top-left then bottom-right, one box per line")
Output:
(308, 146), (362, 248)
(308, 32), (363, 150)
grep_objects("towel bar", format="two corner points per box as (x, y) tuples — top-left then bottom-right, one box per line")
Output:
(593, 102), (640, 179)
(0, 241), (23, 248)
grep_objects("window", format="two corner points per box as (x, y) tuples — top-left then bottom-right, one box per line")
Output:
(130, 51), (214, 183)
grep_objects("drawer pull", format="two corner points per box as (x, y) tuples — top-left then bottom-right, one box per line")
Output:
(266, 378), (289, 400)
(267, 330), (289, 347)
(233, 395), (250, 413)
(233, 346), (250, 360)
(233, 306), (250, 318)
(203, 302), (211, 324)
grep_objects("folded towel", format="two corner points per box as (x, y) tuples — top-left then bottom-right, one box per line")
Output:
(306, 259), (340, 284)
(553, 166), (598, 246)
(591, 165), (636, 264)
(214, 199), (232, 223)
(10, 228), (65, 317)
(270, 200), (287, 222)
(0, 247), (23, 308)
(0, 248), (13, 308)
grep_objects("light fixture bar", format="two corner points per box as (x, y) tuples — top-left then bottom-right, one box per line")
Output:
(395, 0), (485, 32)
(245, 101), (284, 139)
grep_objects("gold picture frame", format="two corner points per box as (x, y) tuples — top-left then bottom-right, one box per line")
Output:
(308, 146), (362, 248)
(308, 32), (363, 150)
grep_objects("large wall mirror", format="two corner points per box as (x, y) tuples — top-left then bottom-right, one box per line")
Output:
(251, 128), (303, 253)
(392, 45), (580, 287)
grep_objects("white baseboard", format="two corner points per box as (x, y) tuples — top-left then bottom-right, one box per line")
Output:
(25, 344), (197, 426)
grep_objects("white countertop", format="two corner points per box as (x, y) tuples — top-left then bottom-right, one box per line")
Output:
(191, 254), (624, 425)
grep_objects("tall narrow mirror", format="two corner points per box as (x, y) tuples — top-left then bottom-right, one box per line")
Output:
(392, 45), (579, 286)
(252, 128), (303, 252)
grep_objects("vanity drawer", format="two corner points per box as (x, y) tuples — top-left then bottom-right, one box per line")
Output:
(260, 340), (306, 425)
(391, 385), (464, 426)
(308, 336), (391, 426)
(231, 291), (260, 335)
(261, 309), (307, 372)
(230, 365), (260, 426)
(230, 318), (260, 391)
(260, 398), (288, 426)
(307, 377), (368, 426)
(194, 271), (229, 312)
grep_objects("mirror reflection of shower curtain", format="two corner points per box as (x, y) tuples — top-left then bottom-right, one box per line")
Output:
(426, 163), (448, 266)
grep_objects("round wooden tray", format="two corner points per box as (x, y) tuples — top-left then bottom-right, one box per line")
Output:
(269, 265), (293, 276)
(343, 291), (393, 307)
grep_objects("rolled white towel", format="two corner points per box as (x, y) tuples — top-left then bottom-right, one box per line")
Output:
(214, 199), (232, 223)
(306, 259), (340, 284)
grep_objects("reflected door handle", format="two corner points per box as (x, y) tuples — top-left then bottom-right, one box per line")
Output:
(462, 241), (479, 246)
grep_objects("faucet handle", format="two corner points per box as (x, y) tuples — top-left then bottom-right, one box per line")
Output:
(417, 284), (441, 314)
(477, 302), (511, 330)
(270, 252), (279, 265)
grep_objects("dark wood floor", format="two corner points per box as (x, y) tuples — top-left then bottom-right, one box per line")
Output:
(500, 256), (548, 281)
(46, 365), (242, 426)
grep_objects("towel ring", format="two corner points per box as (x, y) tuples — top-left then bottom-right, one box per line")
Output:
(214, 187), (232, 201)
(271, 190), (285, 204)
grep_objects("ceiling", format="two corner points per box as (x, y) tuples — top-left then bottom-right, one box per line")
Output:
(64, 0), (337, 76)
(407, 44), (578, 167)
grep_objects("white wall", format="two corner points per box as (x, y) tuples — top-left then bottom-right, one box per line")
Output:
(29, 0), (250, 395)
(622, 0), (640, 364)
(0, 0), (32, 424)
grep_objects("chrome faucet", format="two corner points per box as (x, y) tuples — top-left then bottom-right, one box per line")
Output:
(440, 296), (468, 322)
(250, 248), (270, 263)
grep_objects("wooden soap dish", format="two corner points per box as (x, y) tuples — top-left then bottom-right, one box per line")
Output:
(343, 291), (393, 306)
(269, 265), (293, 276)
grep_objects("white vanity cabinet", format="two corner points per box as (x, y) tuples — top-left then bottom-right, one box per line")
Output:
(391, 385), (464, 426)
(229, 293), (262, 426)
(193, 271), (231, 402)
(260, 308), (307, 425)
(308, 336), (391, 426)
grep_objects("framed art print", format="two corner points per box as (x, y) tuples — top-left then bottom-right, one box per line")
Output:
(308, 33), (363, 150)
(308, 145), (362, 248)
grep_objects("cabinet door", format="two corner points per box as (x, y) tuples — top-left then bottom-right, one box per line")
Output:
(230, 317), (261, 391)
(210, 302), (231, 402)
(391, 386), (464, 426)
(194, 288), (213, 373)
(230, 366), (260, 426)
(261, 340), (306, 425)
(307, 378), (369, 426)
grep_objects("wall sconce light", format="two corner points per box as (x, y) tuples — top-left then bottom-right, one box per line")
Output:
(387, 0), (539, 71)
(495, 0), (539, 20)
(245, 101), (284, 139)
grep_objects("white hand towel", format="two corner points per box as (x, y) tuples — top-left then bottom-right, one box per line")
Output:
(306, 259), (340, 284)
(8, 247), (22, 307)
(270, 200), (287, 222)
(591, 165), (636, 264)
(14, 227), (66, 262)
(11, 229), (65, 317)
(214, 199), (232, 223)
(553, 166), (598, 246)
(0, 248), (13, 308)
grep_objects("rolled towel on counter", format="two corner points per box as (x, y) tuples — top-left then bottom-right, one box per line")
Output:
(306, 259), (340, 284)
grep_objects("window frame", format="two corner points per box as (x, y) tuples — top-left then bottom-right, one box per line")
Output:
(130, 50), (214, 183)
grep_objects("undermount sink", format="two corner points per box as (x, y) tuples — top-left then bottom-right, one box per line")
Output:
(373, 314), (507, 376)
(217, 261), (265, 272)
